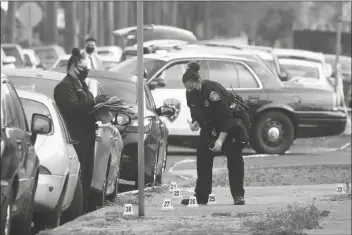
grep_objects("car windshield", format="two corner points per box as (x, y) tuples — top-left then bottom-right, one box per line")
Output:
(2, 47), (24, 67)
(55, 59), (69, 68)
(279, 63), (320, 79)
(20, 98), (51, 132)
(110, 57), (167, 79)
(245, 60), (281, 84)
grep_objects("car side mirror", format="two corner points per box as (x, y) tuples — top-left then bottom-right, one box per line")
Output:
(3, 56), (16, 64)
(148, 81), (158, 90)
(157, 106), (175, 117)
(30, 113), (52, 144)
(112, 113), (131, 126)
(279, 72), (289, 81)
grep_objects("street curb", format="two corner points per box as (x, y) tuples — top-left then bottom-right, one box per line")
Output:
(116, 184), (169, 198)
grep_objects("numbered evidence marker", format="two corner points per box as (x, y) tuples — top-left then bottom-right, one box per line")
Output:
(169, 182), (178, 192)
(173, 189), (182, 198)
(123, 204), (134, 215)
(187, 196), (199, 207)
(208, 194), (217, 205)
(336, 184), (347, 194)
(161, 199), (174, 211)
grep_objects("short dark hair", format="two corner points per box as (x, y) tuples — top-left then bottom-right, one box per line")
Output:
(85, 37), (97, 43)
(67, 48), (84, 72)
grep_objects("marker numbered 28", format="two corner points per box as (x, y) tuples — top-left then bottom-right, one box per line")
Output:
(125, 205), (132, 212)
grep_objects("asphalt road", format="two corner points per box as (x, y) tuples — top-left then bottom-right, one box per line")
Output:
(119, 135), (351, 192)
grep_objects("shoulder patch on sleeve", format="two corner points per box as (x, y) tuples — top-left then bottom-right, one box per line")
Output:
(209, 91), (220, 101)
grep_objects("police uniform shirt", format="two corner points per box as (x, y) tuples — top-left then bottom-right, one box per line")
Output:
(186, 80), (233, 133)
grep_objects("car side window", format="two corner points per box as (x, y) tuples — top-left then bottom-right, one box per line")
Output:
(207, 60), (240, 88)
(235, 63), (259, 89)
(7, 83), (28, 130)
(154, 61), (190, 89)
(1, 82), (18, 128)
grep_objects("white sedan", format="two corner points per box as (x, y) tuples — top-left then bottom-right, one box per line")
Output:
(17, 89), (82, 229)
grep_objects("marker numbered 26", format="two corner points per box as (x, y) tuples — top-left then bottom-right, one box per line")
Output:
(209, 195), (215, 202)
(190, 198), (196, 204)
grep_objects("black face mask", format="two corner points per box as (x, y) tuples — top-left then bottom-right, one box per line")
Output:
(85, 47), (95, 54)
(75, 67), (88, 81)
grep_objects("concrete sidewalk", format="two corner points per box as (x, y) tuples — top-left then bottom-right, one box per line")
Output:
(40, 184), (351, 235)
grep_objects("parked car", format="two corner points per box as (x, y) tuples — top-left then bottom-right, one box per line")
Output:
(1, 73), (51, 235)
(96, 46), (123, 62)
(113, 24), (197, 48)
(16, 89), (82, 229)
(52, 68), (174, 186)
(51, 54), (120, 71)
(23, 49), (44, 70)
(1, 48), (16, 69)
(1, 44), (26, 68)
(3, 68), (126, 209)
(110, 52), (347, 154)
(31, 45), (67, 70)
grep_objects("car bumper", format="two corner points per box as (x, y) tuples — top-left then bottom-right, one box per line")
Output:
(296, 111), (347, 138)
(34, 174), (66, 212)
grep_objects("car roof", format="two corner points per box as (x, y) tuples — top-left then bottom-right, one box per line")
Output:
(2, 43), (21, 48)
(143, 52), (256, 63)
(2, 68), (65, 81)
(274, 48), (324, 59)
(113, 24), (195, 37)
(96, 46), (123, 51)
(17, 89), (52, 105)
(125, 40), (189, 51)
(278, 58), (322, 67)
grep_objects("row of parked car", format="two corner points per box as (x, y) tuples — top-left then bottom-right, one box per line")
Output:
(1, 68), (175, 235)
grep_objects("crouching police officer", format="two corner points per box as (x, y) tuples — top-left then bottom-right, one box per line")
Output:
(180, 62), (250, 206)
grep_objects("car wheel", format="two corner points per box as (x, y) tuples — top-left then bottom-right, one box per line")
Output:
(12, 174), (38, 235)
(34, 181), (65, 230)
(1, 187), (13, 235)
(251, 111), (294, 155)
(61, 178), (83, 224)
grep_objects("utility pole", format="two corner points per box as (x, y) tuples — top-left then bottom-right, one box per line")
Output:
(97, 1), (105, 45)
(204, 1), (211, 39)
(90, 1), (98, 40)
(105, 1), (114, 45)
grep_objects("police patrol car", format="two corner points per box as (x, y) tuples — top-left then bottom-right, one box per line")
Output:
(110, 52), (346, 154)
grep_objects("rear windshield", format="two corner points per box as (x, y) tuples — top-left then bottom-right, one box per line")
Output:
(2, 47), (24, 67)
(109, 57), (167, 79)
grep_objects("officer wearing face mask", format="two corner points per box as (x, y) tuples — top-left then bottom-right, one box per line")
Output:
(54, 48), (108, 214)
(81, 37), (103, 70)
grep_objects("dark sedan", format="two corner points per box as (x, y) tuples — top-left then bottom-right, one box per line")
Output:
(3, 68), (174, 188)
(1, 74), (52, 235)
(110, 52), (347, 154)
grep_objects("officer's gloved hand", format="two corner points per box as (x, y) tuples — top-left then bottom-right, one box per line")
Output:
(188, 120), (200, 132)
(94, 94), (108, 104)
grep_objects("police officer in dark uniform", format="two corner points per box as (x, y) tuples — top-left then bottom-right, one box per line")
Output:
(181, 62), (250, 205)
(54, 48), (107, 213)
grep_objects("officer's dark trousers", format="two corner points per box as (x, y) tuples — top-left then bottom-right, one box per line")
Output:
(195, 128), (245, 203)
(73, 131), (95, 213)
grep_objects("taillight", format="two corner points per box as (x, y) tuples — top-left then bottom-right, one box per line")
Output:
(1, 137), (5, 157)
(39, 165), (51, 175)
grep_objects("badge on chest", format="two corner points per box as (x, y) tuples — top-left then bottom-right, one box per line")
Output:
(204, 100), (209, 107)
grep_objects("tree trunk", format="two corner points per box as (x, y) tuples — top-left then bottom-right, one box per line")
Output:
(45, 1), (58, 44)
(64, 2), (77, 52)
(104, 1), (114, 45)
(171, 2), (178, 27)
(89, 1), (98, 40)
(5, 1), (17, 43)
(97, 1), (105, 45)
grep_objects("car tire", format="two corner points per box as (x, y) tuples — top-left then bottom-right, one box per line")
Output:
(34, 181), (65, 230)
(12, 174), (38, 235)
(1, 187), (13, 235)
(61, 178), (83, 224)
(251, 111), (294, 155)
